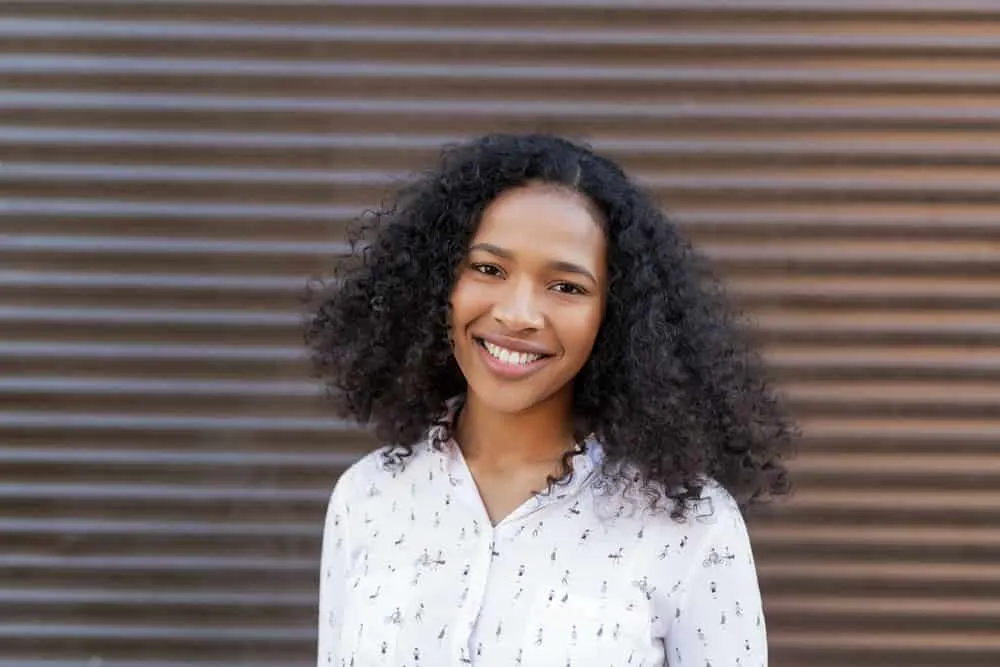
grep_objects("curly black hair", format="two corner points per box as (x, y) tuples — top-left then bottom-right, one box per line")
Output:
(305, 133), (794, 519)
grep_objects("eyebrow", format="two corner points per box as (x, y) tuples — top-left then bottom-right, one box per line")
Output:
(468, 242), (598, 284)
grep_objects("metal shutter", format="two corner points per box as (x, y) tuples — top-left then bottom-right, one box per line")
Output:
(2, 2), (998, 666)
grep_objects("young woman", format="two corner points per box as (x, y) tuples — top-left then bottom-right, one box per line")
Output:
(307, 133), (793, 667)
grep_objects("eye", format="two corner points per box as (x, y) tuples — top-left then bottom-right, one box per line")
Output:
(551, 282), (587, 296)
(470, 263), (504, 278)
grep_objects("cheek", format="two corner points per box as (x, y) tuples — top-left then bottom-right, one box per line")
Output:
(560, 306), (604, 359)
(448, 278), (486, 328)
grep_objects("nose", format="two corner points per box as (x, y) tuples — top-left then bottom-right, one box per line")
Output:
(492, 279), (544, 331)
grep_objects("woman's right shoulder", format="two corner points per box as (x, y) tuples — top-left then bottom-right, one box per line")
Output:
(330, 438), (435, 500)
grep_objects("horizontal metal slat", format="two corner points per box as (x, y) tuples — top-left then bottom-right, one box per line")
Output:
(0, 197), (352, 223)
(0, 381), (323, 417)
(768, 595), (1000, 619)
(9, 91), (1000, 126)
(755, 523), (1000, 548)
(0, 482), (327, 503)
(770, 603), (1000, 629)
(0, 623), (310, 641)
(804, 417), (1000, 445)
(4, 19), (1000, 53)
(0, 517), (316, 538)
(786, 380), (1000, 409)
(767, 345), (1000, 378)
(13, 163), (1000, 203)
(10, 55), (1000, 91)
(11, 127), (1000, 169)
(791, 452), (1000, 478)
(680, 205), (1000, 238)
(733, 277), (1000, 307)
(0, 341), (301, 361)
(14, 376), (1000, 420)
(0, 553), (313, 573)
(0, 411), (346, 432)
(0, 446), (353, 468)
(0, 271), (302, 292)
(783, 488), (1000, 514)
(5, 236), (998, 267)
(772, 628), (1000, 652)
(6, 305), (1000, 345)
(759, 560), (1000, 586)
(0, 125), (447, 148)
(0, 344), (306, 381)
(0, 305), (295, 326)
(16, 274), (1000, 310)
(756, 310), (1000, 342)
(711, 239), (1000, 268)
(5, 311), (1000, 349)
(0, 588), (312, 607)
(0, 377), (317, 397)
(0, 161), (398, 186)
(0, 661), (292, 667)
(13, 0), (1000, 14)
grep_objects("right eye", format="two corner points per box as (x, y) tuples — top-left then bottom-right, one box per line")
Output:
(471, 263), (504, 278)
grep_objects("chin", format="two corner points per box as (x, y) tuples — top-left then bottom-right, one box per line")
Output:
(465, 378), (566, 416)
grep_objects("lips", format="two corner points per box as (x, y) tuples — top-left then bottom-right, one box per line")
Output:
(480, 339), (543, 365)
(475, 333), (553, 357)
(472, 335), (554, 380)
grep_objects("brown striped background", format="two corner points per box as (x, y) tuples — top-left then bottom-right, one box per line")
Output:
(2, 2), (999, 666)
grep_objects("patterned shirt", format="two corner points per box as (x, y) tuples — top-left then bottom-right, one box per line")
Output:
(317, 415), (767, 667)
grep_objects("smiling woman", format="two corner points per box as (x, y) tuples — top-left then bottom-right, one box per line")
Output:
(305, 133), (794, 667)
(451, 185), (607, 422)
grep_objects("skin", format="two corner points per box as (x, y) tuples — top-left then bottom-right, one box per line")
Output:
(448, 184), (608, 523)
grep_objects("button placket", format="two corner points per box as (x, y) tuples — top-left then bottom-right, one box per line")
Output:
(450, 527), (496, 663)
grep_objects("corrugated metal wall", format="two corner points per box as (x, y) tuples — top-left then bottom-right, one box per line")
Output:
(2, 1), (998, 666)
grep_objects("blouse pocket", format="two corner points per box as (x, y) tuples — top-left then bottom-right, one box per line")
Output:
(520, 587), (649, 667)
(337, 565), (416, 667)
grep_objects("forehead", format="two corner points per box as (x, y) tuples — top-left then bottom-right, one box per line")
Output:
(473, 186), (605, 253)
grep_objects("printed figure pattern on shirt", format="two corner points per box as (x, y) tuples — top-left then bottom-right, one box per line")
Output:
(317, 419), (767, 667)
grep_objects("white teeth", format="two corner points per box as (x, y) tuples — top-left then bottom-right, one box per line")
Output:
(483, 340), (542, 365)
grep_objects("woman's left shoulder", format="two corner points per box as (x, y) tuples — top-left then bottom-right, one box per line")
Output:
(633, 477), (750, 552)
(691, 478), (745, 525)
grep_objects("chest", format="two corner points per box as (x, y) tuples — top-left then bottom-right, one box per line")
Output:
(336, 496), (667, 667)
(470, 466), (551, 527)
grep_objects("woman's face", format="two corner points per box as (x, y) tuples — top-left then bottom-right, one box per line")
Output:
(449, 184), (607, 416)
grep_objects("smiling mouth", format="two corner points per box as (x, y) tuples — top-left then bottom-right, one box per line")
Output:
(475, 337), (551, 366)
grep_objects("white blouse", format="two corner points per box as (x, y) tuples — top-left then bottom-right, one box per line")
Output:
(318, 419), (767, 667)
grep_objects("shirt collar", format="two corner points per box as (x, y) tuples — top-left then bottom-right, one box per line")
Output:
(427, 394), (604, 484)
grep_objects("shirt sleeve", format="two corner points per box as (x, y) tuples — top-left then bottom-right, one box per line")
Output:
(317, 470), (353, 667)
(665, 505), (767, 667)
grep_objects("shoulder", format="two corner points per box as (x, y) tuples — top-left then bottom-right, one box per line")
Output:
(630, 480), (758, 608)
(328, 437), (439, 506)
(690, 478), (745, 528)
(680, 479), (749, 547)
(627, 477), (751, 561)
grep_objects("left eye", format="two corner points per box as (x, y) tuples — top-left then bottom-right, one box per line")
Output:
(552, 283), (586, 295)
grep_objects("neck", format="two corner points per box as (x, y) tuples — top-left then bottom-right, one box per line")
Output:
(454, 390), (575, 473)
